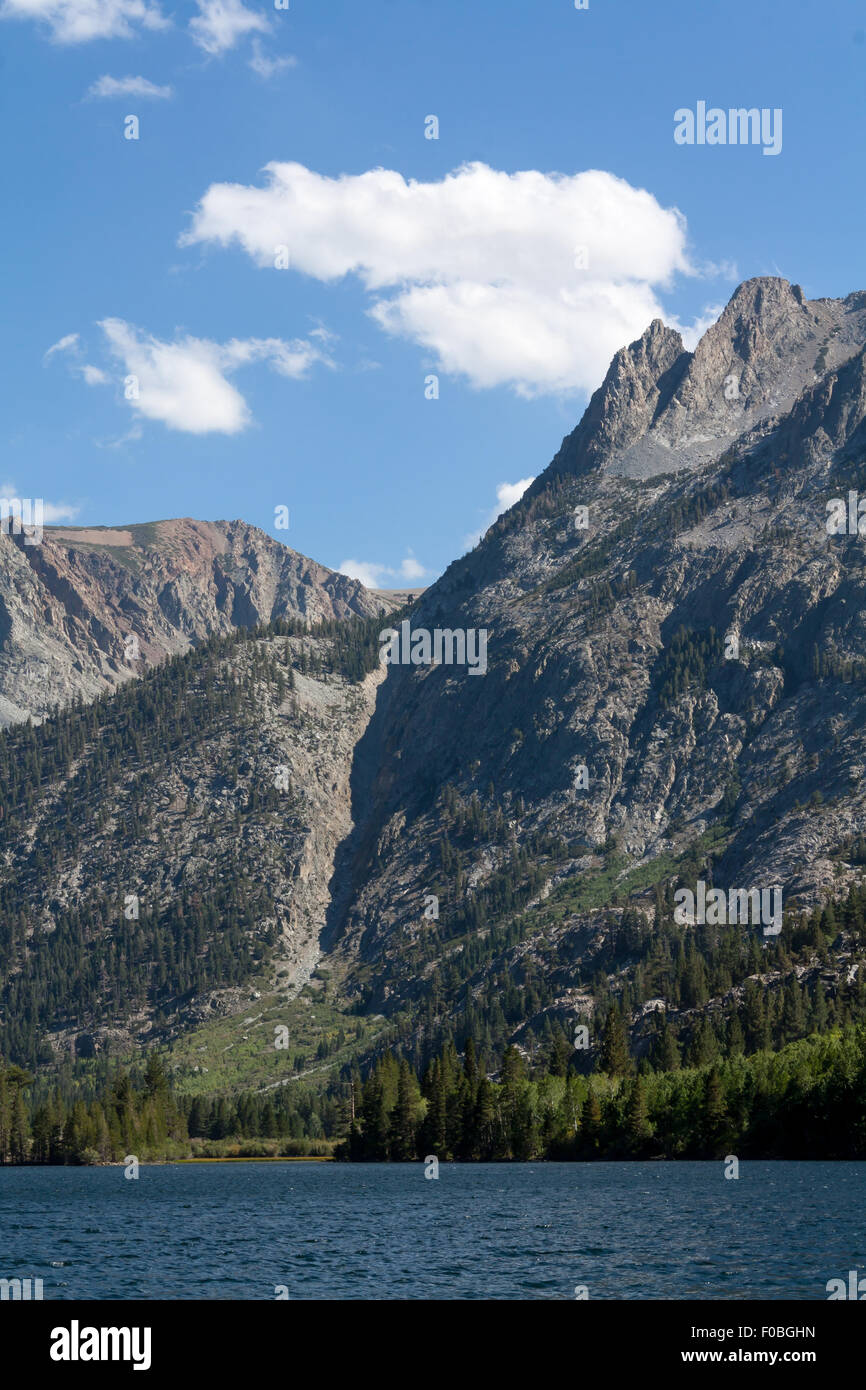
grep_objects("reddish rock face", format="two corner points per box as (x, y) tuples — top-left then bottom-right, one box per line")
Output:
(0, 517), (391, 726)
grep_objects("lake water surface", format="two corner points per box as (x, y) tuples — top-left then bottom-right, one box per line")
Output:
(1, 1161), (862, 1300)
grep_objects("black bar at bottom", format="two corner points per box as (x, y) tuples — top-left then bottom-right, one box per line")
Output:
(5, 1298), (859, 1377)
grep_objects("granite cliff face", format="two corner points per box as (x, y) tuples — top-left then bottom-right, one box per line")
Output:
(547, 277), (866, 480)
(0, 517), (391, 726)
(0, 622), (387, 1063)
(322, 277), (866, 1032)
(6, 276), (866, 1077)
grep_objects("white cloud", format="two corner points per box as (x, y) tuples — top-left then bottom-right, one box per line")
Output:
(0, 481), (80, 523)
(43, 335), (110, 386)
(491, 477), (535, 515)
(43, 500), (82, 522)
(338, 552), (428, 591)
(94, 423), (143, 449)
(45, 333), (109, 383)
(81, 364), (109, 385)
(43, 333), (79, 360)
(87, 74), (173, 99)
(189, 0), (268, 54)
(399, 554), (426, 582)
(248, 38), (296, 78)
(217, 335), (330, 378)
(97, 318), (332, 434)
(338, 560), (386, 590)
(181, 161), (696, 397)
(465, 476), (535, 549)
(0, 0), (167, 43)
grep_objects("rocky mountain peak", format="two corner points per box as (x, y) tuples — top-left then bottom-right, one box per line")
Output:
(547, 317), (687, 479)
(549, 276), (866, 485)
(8, 276), (866, 1088)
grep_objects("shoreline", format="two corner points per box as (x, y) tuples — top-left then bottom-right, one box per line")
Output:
(172, 1155), (335, 1163)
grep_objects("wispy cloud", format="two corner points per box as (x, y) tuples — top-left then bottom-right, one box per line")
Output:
(87, 74), (173, 100)
(43, 333), (79, 360)
(189, 0), (268, 55)
(81, 364), (109, 385)
(44, 335), (109, 386)
(0, 0), (168, 43)
(93, 424), (143, 450)
(248, 39), (296, 79)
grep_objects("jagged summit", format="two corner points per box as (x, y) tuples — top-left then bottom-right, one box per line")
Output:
(7, 277), (866, 1078)
(548, 276), (866, 484)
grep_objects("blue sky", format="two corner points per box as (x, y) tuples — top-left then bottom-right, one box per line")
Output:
(2, 0), (865, 587)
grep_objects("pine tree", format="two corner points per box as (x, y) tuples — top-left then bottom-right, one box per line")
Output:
(144, 1050), (168, 1099)
(599, 1007), (631, 1076)
(781, 978), (806, 1042)
(548, 1025), (572, 1077)
(390, 1059), (416, 1161)
(462, 1037), (478, 1096)
(420, 1061), (447, 1158)
(511, 1089), (538, 1160)
(361, 1071), (390, 1160)
(583, 1088), (603, 1154)
(812, 979), (828, 1032)
(0, 1067), (9, 1163)
(9, 1088), (29, 1163)
(687, 1016), (720, 1068)
(727, 1013), (745, 1055)
(702, 1067), (729, 1155)
(472, 1078), (496, 1159)
(624, 1077), (651, 1155)
(654, 1018), (681, 1071)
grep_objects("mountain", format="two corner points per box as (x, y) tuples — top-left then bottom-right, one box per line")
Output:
(4, 276), (866, 1092)
(323, 276), (866, 1049)
(0, 517), (392, 726)
(545, 277), (866, 481)
(0, 615), (388, 1069)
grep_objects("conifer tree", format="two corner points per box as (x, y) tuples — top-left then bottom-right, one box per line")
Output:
(390, 1059), (416, 1160)
(599, 1007), (631, 1076)
(625, 1077), (651, 1155)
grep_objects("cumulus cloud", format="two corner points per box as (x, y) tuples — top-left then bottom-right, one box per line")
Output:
(338, 552), (428, 591)
(248, 38), (296, 78)
(97, 318), (332, 434)
(0, 0), (167, 43)
(465, 476), (535, 549)
(181, 161), (695, 397)
(87, 74), (172, 99)
(189, 0), (268, 54)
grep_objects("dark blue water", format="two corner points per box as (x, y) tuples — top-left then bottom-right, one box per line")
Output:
(1, 1161), (863, 1299)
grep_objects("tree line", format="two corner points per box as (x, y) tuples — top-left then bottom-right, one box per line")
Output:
(341, 1023), (866, 1162)
(5, 1022), (866, 1164)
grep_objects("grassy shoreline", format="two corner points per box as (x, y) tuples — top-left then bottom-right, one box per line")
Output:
(172, 1155), (334, 1163)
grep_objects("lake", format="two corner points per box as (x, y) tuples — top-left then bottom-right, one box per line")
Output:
(1, 1161), (862, 1299)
